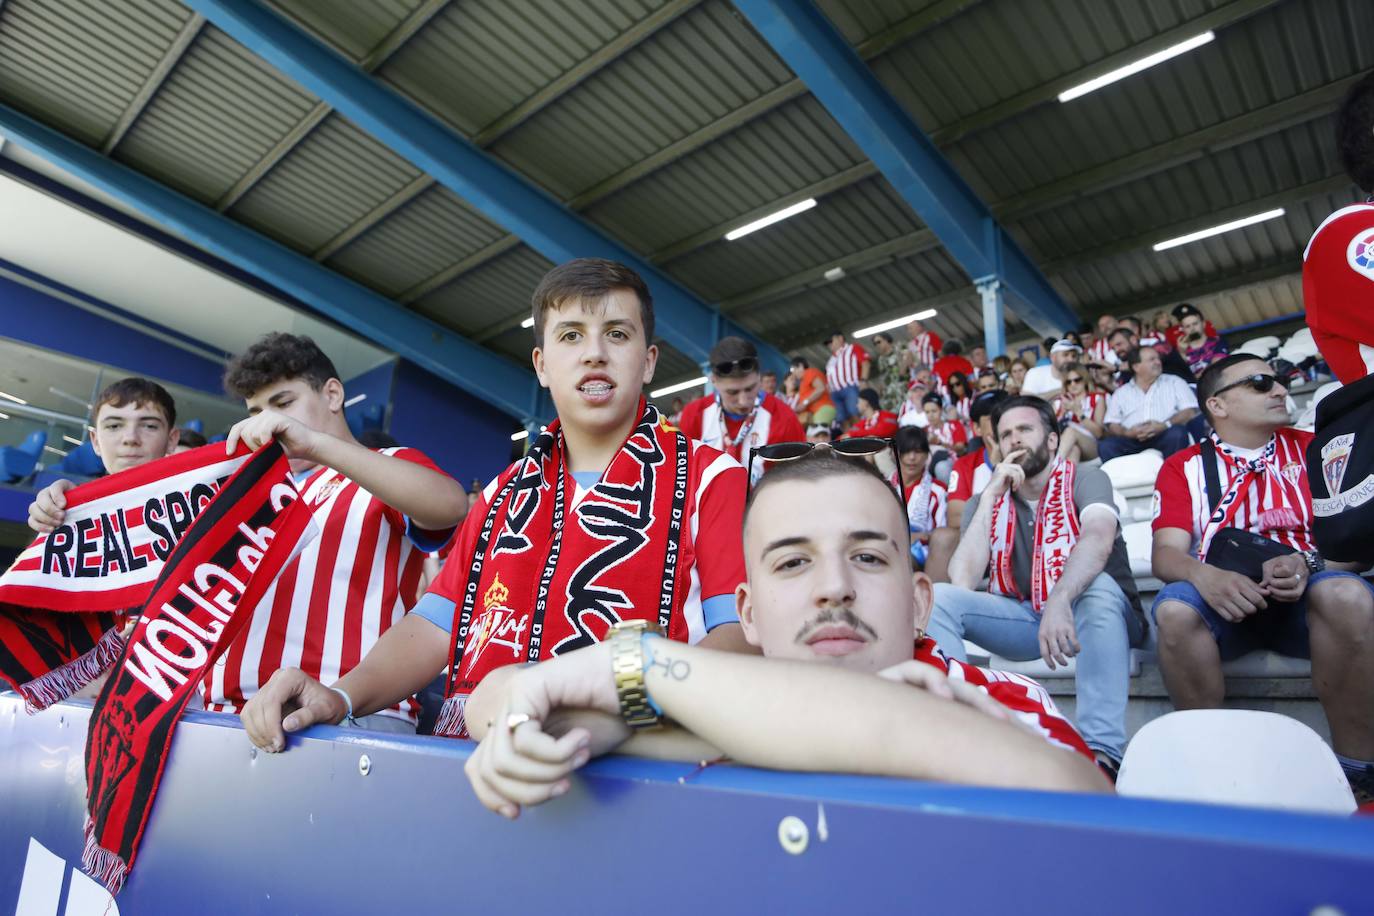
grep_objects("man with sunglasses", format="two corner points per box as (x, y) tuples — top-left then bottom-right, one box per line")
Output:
(1098, 346), (1202, 463)
(1151, 354), (1374, 804)
(677, 337), (805, 486)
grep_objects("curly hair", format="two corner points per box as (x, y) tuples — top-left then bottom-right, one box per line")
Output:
(224, 332), (341, 400)
(1338, 71), (1374, 192)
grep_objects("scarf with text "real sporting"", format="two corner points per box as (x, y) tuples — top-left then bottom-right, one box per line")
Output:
(433, 400), (689, 738)
(0, 443), (257, 711)
(82, 442), (317, 894)
(987, 458), (1080, 612)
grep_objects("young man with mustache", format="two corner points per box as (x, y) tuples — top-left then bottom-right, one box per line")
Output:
(458, 448), (1108, 818)
(242, 259), (752, 749)
(928, 396), (1145, 777)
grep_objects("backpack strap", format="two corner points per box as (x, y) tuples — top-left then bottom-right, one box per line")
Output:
(1200, 438), (1222, 515)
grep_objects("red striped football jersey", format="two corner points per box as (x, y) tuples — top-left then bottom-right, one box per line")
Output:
(206, 447), (450, 723)
(826, 343), (869, 390)
(1152, 428), (1316, 558)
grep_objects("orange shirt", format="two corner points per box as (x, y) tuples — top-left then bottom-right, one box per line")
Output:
(799, 368), (833, 412)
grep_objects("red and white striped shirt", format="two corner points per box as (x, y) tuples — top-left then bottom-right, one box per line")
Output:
(826, 342), (869, 391)
(1086, 337), (1118, 366)
(894, 472), (948, 533)
(1054, 391), (1107, 424)
(907, 331), (942, 371)
(916, 638), (1095, 762)
(206, 447), (451, 723)
(1152, 428), (1315, 559)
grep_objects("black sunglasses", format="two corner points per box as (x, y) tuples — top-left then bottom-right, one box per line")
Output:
(713, 356), (759, 377)
(1212, 373), (1282, 397)
(748, 437), (902, 491)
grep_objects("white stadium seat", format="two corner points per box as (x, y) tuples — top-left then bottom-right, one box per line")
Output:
(1121, 520), (1154, 578)
(1235, 335), (1280, 358)
(1116, 710), (1355, 814)
(1100, 451), (1163, 497)
(1277, 327), (1320, 365)
(1296, 380), (1342, 430)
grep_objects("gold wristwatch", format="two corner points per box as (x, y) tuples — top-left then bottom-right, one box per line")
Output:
(608, 620), (661, 730)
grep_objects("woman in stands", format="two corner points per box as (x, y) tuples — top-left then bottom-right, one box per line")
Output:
(946, 371), (973, 424)
(1053, 361), (1107, 463)
(922, 393), (968, 456)
(1007, 358), (1029, 395)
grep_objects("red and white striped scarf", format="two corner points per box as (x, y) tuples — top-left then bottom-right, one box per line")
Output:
(1198, 432), (1311, 560)
(987, 459), (1080, 613)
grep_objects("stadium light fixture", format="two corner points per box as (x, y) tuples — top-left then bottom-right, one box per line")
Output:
(0, 411), (9, 420)
(1058, 32), (1214, 103)
(43, 445), (68, 457)
(520, 317), (535, 328)
(511, 426), (546, 442)
(852, 308), (938, 338)
(724, 199), (817, 241)
(1151, 208), (1286, 252)
(650, 376), (707, 398)
(62, 435), (83, 446)
(0, 390), (27, 405)
(343, 393), (368, 407)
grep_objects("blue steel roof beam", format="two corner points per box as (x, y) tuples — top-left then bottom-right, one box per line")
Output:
(732, 0), (1078, 340)
(184, 0), (785, 373)
(0, 100), (554, 426)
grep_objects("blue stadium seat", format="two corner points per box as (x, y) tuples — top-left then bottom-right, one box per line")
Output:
(55, 439), (106, 478)
(184, 418), (204, 433)
(0, 430), (48, 483)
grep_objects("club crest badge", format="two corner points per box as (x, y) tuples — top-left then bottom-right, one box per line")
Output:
(464, 575), (528, 671)
(1321, 434), (1354, 496)
(1280, 461), (1304, 486)
(1349, 227), (1374, 281)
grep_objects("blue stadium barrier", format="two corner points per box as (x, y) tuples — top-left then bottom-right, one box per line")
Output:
(1, 694), (1371, 914)
(0, 430), (47, 483)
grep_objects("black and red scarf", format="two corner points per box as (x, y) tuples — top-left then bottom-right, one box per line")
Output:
(0, 444), (254, 709)
(82, 442), (316, 892)
(434, 400), (689, 738)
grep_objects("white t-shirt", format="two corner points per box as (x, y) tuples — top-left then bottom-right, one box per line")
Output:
(1021, 364), (1061, 396)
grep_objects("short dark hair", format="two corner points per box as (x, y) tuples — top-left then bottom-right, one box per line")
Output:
(941, 339), (963, 356)
(761, 370), (777, 380)
(1196, 353), (1271, 423)
(1172, 302), (1203, 321)
(969, 389), (1009, 424)
(225, 333), (341, 400)
(1125, 346), (1154, 369)
(921, 392), (944, 408)
(745, 449), (905, 531)
(1337, 70), (1374, 192)
(790, 356), (810, 370)
(990, 395), (1058, 444)
(894, 425), (929, 456)
(708, 336), (758, 374)
(92, 377), (176, 427)
(530, 258), (653, 345)
(176, 428), (207, 449)
(858, 387), (881, 410)
(873, 331), (894, 345)
(1108, 326), (1135, 343)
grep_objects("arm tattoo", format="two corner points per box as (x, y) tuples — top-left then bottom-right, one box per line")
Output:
(647, 652), (691, 682)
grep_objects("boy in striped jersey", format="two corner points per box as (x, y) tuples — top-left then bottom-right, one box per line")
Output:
(1151, 354), (1374, 802)
(242, 259), (752, 751)
(212, 333), (468, 733)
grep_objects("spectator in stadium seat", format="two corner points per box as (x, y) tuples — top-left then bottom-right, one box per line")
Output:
(969, 344), (990, 374)
(171, 427), (207, 453)
(677, 336), (805, 486)
(846, 388), (899, 439)
(1098, 347), (1201, 463)
(1087, 315), (1119, 366)
(806, 423), (832, 444)
(904, 317), (942, 376)
(871, 332), (908, 413)
(760, 370), (778, 396)
(1108, 326), (1193, 385)
(922, 393), (967, 457)
(1007, 358), (1029, 395)
(976, 371), (1000, 394)
(1175, 304), (1230, 379)
(1304, 70), (1374, 384)
(925, 390), (1009, 582)
(668, 397), (684, 427)
(460, 449), (1109, 815)
(933, 339), (975, 385)
(892, 426), (947, 569)
(1150, 354), (1374, 804)
(946, 371), (973, 423)
(26, 377), (180, 534)
(1053, 362), (1107, 463)
(243, 259), (755, 752)
(825, 330), (871, 429)
(214, 332), (467, 735)
(788, 357), (834, 428)
(1118, 315), (1143, 339)
(930, 396), (1146, 774)
(1021, 339), (1080, 399)
(898, 380), (928, 427)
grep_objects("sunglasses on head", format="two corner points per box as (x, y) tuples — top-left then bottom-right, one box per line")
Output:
(1212, 373), (1282, 397)
(713, 356), (759, 377)
(749, 437), (903, 491)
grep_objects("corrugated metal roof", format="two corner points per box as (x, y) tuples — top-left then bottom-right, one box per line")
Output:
(325, 185), (510, 298)
(266, 0), (427, 62)
(0, 0), (191, 145)
(411, 244), (555, 334)
(228, 113), (422, 253)
(113, 26), (317, 203)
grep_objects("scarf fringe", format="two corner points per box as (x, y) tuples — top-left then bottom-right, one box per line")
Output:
(82, 815), (128, 895)
(432, 695), (467, 738)
(19, 627), (124, 714)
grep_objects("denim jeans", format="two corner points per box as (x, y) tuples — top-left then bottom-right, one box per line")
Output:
(832, 384), (860, 424)
(928, 572), (1134, 759)
(1097, 424), (1192, 463)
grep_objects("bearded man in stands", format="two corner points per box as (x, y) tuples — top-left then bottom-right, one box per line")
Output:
(1150, 354), (1374, 804)
(929, 396), (1146, 778)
